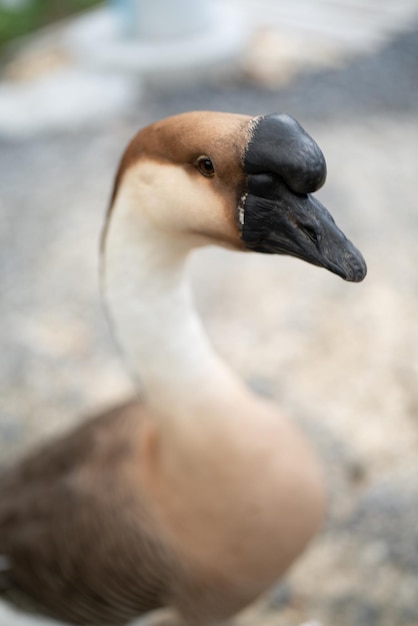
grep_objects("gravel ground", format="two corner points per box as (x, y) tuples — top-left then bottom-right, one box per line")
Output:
(1, 20), (418, 626)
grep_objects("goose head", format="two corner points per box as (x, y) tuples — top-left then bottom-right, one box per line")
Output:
(108, 111), (366, 282)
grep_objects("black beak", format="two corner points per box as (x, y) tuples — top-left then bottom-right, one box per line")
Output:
(241, 113), (367, 283)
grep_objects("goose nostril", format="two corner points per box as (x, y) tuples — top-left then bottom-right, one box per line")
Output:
(302, 224), (320, 245)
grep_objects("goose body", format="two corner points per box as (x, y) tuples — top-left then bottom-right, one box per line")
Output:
(0, 111), (366, 625)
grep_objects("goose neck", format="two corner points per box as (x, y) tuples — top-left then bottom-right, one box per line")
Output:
(102, 188), (243, 421)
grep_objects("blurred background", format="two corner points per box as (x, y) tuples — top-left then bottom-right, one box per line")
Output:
(1, 1), (418, 625)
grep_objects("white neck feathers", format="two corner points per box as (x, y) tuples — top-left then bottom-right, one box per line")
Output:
(102, 166), (245, 423)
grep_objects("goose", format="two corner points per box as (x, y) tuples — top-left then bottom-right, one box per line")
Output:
(0, 111), (367, 626)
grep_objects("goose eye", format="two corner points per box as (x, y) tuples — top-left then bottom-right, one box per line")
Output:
(196, 156), (215, 178)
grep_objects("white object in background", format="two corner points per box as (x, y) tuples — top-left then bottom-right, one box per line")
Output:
(0, 69), (138, 138)
(65, 2), (249, 84)
(111, 0), (213, 40)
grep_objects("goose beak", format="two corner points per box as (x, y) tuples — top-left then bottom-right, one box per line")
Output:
(241, 113), (367, 283)
(240, 173), (367, 282)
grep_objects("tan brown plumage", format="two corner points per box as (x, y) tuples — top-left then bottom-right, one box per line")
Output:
(0, 111), (366, 625)
(0, 402), (179, 625)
